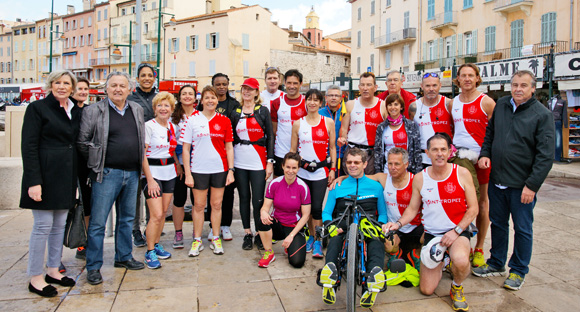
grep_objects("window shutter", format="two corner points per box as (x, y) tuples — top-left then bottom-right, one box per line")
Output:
(541, 14), (547, 43)
(472, 30), (478, 54)
(451, 35), (456, 57)
(189, 61), (196, 76)
(206, 34), (210, 49)
(216, 33), (220, 48)
(423, 42), (427, 62)
(457, 33), (463, 56)
(168, 38), (172, 53)
(385, 50), (391, 68)
(171, 62), (176, 77)
(194, 35), (198, 50)
(186, 36), (191, 51)
(176, 38), (180, 52)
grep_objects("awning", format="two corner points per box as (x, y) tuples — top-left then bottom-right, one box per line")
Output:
(558, 80), (580, 90)
(440, 87), (452, 93)
(489, 84), (502, 91)
(477, 85), (488, 92)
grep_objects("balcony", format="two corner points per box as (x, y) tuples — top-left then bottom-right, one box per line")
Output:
(430, 11), (458, 34)
(494, 0), (533, 18)
(574, 42), (580, 51)
(374, 28), (416, 49)
(145, 30), (159, 41)
(90, 58), (110, 66)
(141, 53), (158, 62)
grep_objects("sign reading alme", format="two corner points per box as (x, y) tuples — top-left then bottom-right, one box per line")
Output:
(476, 56), (544, 83)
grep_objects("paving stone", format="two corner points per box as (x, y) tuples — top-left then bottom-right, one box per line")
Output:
(57, 292), (116, 312)
(272, 276), (348, 311)
(197, 281), (283, 311)
(112, 286), (197, 311)
(0, 210), (23, 227)
(371, 297), (453, 312)
(119, 259), (199, 291)
(440, 289), (540, 312)
(0, 245), (28, 276)
(528, 250), (580, 282)
(265, 246), (322, 280)
(514, 282), (580, 312)
(0, 297), (62, 312)
(68, 266), (124, 296)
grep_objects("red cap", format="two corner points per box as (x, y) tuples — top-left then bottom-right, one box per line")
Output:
(241, 78), (260, 90)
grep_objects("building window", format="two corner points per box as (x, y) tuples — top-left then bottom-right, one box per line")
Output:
(88, 34), (93, 45)
(485, 26), (496, 52)
(171, 62), (177, 77)
(80, 18), (84, 28)
(326, 55), (330, 64)
(371, 0), (375, 15)
(465, 32), (472, 54)
(104, 8), (108, 19)
(104, 28), (108, 39)
(207, 33), (219, 49)
(243, 61), (249, 77)
(98, 29), (101, 41)
(463, 0), (473, 9)
(403, 45), (410, 66)
(370, 54), (374, 72)
(541, 12), (557, 43)
(357, 56), (361, 74)
(189, 61), (196, 76)
(80, 35), (84, 46)
(370, 26), (375, 44)
(73, 20), (77, 29)
(427, 0), (435, 20)
(357, 7), (361, 21)
(242, 33), (250, 50)
(357, 31), (361, 48)
(445, 36), (453, 58)
(387, 0), (391, 7)
(187, 35), (198, 51)
(143, 4), (147, 11)
(98, 11), (101, 21)
(169, 38), (179, 52)
(385, 50), (391, 69)
(121, 8), (126, 16)
(88, 17), (92, 27)
(209, 60), (216, 75)
(132, 6), (136, 14)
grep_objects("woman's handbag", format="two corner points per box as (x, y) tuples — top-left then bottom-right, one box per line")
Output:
(63, 182), (87, 249)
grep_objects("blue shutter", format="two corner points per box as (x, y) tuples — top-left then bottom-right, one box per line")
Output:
(216, 33), (220, 48)
(457, 33), (463, 56)
(194, 35), (198, 50)
(472, 30), (477, 54)
(385, 50), (391, 69)
(168, 38), (172, 53)
(186, 36), (191, 51)
(386, 18), (391, 43)
(451, 35), (456, 57)
(423, 42), (427, 62)
(176, 38), (180, 52)
(189, 61), (195, 76)
(206, 34), (210, 49)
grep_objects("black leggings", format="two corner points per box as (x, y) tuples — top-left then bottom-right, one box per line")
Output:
(234, 168), (266, 231)
(302, 177), (327, 220)
(173, 166), (193, 207)
(256, 218), (306, 268)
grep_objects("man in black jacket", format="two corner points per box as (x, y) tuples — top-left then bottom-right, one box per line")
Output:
(473, 70), (554, 291)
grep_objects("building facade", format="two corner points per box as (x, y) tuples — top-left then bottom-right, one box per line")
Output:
(62, 8), (96, 80)
(91, 1), (111, 82)
(0, 31), (12, 85)
(36, 16), (64, 82)
(12, 23), (37, 84)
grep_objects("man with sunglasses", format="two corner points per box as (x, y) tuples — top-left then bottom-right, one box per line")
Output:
(260, 67), (285, 111)
(319, 85), (346, 176)
(451, 64), (496, 268)
(318, 147), (387, 308)
(409, 72), (453, 168)
(377, 70), (416, 119)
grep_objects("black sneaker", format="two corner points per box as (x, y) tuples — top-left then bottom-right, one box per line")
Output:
(76, 247), (86, 260)
(114, 258), (145, 270)
(87, 269), (103, 285)
(59, 262), (66, 273)
(254, 235), (264, 250)
(242, 234), (253, 250)
(133, 230), (146, 247)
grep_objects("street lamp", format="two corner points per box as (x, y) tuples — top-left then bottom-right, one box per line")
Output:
(111, 22), (134, 76)
(156, 0), (177, 86)
(48, 0), (65, 72)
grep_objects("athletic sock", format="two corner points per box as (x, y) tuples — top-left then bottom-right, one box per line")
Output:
(194, 237), (201, 241)
(176, 229), (182, 234)
(452, 280), (461, 287)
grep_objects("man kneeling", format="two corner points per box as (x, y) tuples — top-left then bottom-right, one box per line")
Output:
(384, 133), (478, 311)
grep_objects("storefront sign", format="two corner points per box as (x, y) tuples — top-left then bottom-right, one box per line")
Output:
(554, 52), (580, 79)
(477, 56), (544, 83)
(402, 70), (452, 91)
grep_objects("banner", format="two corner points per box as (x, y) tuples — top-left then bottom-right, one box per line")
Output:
(554, 52), (580, 79)
(476, 56), (544, 83)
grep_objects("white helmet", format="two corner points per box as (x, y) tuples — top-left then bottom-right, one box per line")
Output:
(420, 236), (448, 269)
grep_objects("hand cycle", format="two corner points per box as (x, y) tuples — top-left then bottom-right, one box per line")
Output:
(316, 194), (406, 311)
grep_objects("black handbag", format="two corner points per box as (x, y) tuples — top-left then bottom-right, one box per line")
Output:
(63, 182), (87, 249)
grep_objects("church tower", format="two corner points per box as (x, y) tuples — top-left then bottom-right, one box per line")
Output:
(302, 6), (323, 48)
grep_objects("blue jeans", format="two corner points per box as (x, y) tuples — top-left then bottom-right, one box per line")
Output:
(86, 168), (139, 271)
(487, 185), (535, 277)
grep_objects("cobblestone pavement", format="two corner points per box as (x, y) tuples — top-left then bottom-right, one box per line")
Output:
(0, 173), (579, 311)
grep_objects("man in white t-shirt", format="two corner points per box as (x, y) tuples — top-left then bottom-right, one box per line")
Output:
(260, 67), (284, 111)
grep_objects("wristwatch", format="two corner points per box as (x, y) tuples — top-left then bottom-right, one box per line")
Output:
(267, 159), (276, 164)
(453, 225), (464, 235)
(228, 168), (235, 172)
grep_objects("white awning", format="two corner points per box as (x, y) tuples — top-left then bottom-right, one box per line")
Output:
(558, 80), (580, 90)
(477, 85), (488, 92)
(489, 84), (502, 91)
(440, 87), (452, 93)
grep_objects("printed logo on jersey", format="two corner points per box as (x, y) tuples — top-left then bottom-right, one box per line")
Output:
(401, 191), (411, 201)
(426, 187), (434, 192)
(434, 107), (445, 118)
(369, 110), (379, 119)
(444, 182), (457, 194)
(396, 131), (406, 140)
(295, 108), (305, 116)
(468, 105), (478, 115)
(214, 123), (221, 131)
(316, 128), (325, 138)
(386, 191), (393, 197)
(248, 118), (258, 125)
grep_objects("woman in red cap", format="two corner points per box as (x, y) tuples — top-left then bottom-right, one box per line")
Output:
(230, 78), (275, 250)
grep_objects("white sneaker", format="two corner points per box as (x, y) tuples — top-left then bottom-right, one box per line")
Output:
(210, 237), (224, 255)
(207, 231), (214, 241)
(188, 239), (204, 257)
(221, 226), (233, 241)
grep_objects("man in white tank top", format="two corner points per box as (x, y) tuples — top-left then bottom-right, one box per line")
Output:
(408, 73), (453, 167)
(451, 64), (496, 268)
(337, 72), (387, 174)
(260, 67), (284, 111)
(383, 134), (478, 312)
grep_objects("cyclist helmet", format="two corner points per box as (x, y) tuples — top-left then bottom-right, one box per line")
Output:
(359, 218), (385, 240)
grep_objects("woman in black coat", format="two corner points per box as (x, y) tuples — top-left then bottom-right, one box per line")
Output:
(20, 70), (80, 297)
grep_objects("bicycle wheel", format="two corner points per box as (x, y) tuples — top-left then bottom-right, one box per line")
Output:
(346, 223), (358, 312)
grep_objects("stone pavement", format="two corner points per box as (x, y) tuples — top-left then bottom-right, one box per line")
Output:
(1, 175), (580, 311)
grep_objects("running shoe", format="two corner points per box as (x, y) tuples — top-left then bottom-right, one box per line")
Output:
(76, 246), (86, 260)
(471, 263), (506, 277)
(306, 235), (315, 253)
(406, 248), (421, 272)
(319, 262), (338, 305)
(188, 239), (204, 257)
(133, 230), (146, 247)
(386, 249), (402, 271)
(504, 273), (525, 290)
(312, 240), (324, 258)
(450, 283), (469, 311)
(154, 243), (171, 259)
(254, 235), (264, 250)
(210, 237), (224, 255)
(144, 250), (161, 269)
(173, 231), (184, 249)
(59, 262), (66, 273)
(221, 226), (233, 241)
(242, 233), (253, 250)
(258, 249), (276, 268)
(471, 248), (485, 267)
(360, 266), (385, 308)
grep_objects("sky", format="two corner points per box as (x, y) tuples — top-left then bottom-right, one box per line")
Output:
(0, 0), (351, 36)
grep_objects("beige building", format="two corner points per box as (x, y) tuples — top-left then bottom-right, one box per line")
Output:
(417, 0), (579, 70)
(36, 15), (64, 82)
(91, 1), (111, 82)
(12, 23), (37, 84)
(163, 5), (290, 91)
(349, 0), (380, 76)
(321, 37), (351, 53)
(0, 29), (13, 85)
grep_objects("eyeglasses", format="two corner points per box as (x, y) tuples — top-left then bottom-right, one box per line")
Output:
(346, 160), (363, 165)
(423, 73), (439, 79)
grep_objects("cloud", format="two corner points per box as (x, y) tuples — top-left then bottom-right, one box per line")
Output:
(269, 0), (351, 36)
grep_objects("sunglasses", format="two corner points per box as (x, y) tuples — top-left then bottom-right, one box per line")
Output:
(346, 160), (363, 165)
(423, 73), (439, 79)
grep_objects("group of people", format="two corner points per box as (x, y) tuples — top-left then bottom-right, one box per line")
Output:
(20, 62), (554, 312)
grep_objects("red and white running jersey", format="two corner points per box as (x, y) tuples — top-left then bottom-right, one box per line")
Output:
(180, 111), (233, 174)
(144, 119), (178, 181)
(420, 164), (467, 235)
(177, 112), (196, 165)
(260, 89), (284, 111)
(383, 172), (420, 233)
(413, 96), (453, 164)
(381, 125), (408, 173)
(297, 116), (330, 181)
(452, 93), (488, 153)
(234, 114), (266, 170)
(271, 94), (307, 158)
(348, 98), (384, 146)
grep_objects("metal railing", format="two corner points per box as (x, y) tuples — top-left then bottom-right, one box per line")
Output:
(494, 0), (534, 10)
(573, 42), (580, 51)
(141, 53), (158, 62)
(90, 58), (110, 66)
(145, 30), (158, 40)
(374, 28), (416, 48)
(431, 11), (458, 29)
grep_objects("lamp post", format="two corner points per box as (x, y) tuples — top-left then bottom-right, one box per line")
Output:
(48, 0), (65, 72)
(156, 0), (176, 86)
(111, 22), (133, 76)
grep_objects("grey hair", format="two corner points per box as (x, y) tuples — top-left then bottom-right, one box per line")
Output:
(387, 147), (409, 164)
(44, 70), (77, 95)
(326, 84), (341, 93)
(386, 70), (401, 78)
(105, 71), (136, 91)
(511, 70), (537, 86)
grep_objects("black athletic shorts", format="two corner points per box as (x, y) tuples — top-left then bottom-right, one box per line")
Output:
(142, 177), (177, 199)
(273, 155), (284, 177)
(192, 171), (227, 190)
(423, 230), (470, 247)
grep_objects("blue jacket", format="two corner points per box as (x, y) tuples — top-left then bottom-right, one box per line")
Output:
(322, 174), (387, 225)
